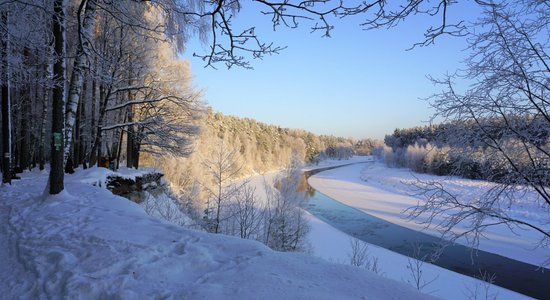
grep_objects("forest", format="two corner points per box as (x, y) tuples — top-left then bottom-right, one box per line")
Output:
(0, 1), (205, 194)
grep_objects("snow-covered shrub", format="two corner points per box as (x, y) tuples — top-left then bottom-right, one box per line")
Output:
(405, 144), (429, 173)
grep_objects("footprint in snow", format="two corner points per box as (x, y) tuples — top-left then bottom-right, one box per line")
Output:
(173, 243), (186, 255)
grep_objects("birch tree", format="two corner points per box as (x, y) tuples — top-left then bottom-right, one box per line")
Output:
(64, 0), (98, 169)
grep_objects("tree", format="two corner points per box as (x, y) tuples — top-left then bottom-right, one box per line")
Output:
(262, 156), (310, 252)
(1, 10), (11, 184)
(228, 183), (263, 239)
(348, 239), (382, 275)
(410, 1), (550, 260)
(201, 138), (243, 233)
(64, 0), (98, 171)
(48, 0), (66, 194)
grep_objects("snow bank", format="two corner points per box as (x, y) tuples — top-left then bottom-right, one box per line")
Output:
(306, 212), (529, 300)
(0, 168), (434, 299)
(69, 166), (160, 189)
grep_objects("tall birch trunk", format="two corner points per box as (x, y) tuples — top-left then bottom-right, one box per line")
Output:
(64, 0), (97, 165)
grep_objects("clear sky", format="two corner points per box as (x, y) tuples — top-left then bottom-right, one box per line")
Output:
(181, 2), (476, 140)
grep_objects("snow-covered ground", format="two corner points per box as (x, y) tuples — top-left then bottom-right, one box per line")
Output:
(307, 161), (549, 267)
(0, 157), (539, 299)
(0, 167), (434, 299)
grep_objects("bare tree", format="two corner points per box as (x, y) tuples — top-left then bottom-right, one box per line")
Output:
(229, 183), (263, 239)
(405, 243), (438, 292)
(410, 0), (550, 261)
(465, 270), (498, 300)
(152, 0), (476, 69)
(348, 239), (382, 275)
(201, 138), (243, 233)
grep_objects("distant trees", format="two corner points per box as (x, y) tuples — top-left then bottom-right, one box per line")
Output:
(354, 139), (382, 156)
(173, 110), (360, 176)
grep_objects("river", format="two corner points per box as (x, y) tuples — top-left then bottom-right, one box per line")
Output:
(302, 163), (549, 299)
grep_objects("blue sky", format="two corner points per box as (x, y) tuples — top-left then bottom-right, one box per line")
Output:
(182, 2), (476, 139)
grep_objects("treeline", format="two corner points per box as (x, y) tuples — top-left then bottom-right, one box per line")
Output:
(384, 118), (549, 150)
(155, 109), (370, 175)
(157, 109), (362, 202)
(378, 117), (550, 183)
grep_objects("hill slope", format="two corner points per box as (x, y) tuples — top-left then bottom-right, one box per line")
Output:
(0, 168), (434, 299)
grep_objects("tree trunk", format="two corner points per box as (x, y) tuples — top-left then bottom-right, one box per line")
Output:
(64, 0), (97, 164)
(78, 80), (86, 167)
(88, 77), (97, 165)
(126, 108), (134, 168)
(19, 71), (30, 171)
(39, 62), (52, 171)
(133, 133), (141, 169)
(1, 11), (11, 184)
(49, 0), (66, 194)
(92, 83), (107, 167)
(125, 61), (134, 168)
(115, 121), (124, 170)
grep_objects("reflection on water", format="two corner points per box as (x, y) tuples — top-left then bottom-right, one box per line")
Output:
(302, 163), (550, 299)
(296, 173), (316, 198)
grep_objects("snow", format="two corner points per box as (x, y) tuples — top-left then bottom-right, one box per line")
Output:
(246, 157), (530, 299)
(0, 167), (434, 299)
(307, 161), (549, 267)
(70, 166), (160, 188)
